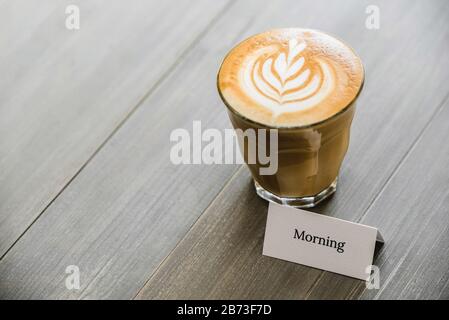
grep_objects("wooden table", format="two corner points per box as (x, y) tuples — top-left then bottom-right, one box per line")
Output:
(1, 0), (448, 299)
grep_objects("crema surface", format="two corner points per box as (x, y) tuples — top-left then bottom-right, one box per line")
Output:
(218, 28), (364, 127)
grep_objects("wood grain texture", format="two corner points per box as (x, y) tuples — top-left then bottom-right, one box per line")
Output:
(307, 97), (449, 300)
(137, 167), (316, 299)
(136, 0), (449, 299)
(0, 0), (230, 257)
(1, 0), (448, 300)
(0, 0), (244, 299)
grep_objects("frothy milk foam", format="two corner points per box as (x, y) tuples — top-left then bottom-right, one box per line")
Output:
(218, 28), (364, 127)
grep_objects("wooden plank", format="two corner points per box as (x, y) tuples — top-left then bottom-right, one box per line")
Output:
(307, 97), (449, 300)
(0, 0), (230, 257)
(137, 168), (321, 299)
(0, 0), (249, 299)
(136, 0), (449, 299)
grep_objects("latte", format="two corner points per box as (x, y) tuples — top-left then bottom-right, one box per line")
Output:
(218, 29), (364, 207)
(218, 28), (364, 127)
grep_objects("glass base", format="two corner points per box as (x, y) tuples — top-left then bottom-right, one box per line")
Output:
(254, 178), (338, 208)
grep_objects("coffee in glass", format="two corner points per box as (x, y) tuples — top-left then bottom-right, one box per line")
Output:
(217, 28), (364, 207)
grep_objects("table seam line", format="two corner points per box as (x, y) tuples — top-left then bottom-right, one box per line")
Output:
(0, 0), (237, 263)
(132, 165), (244, 299)
(299, 90), (449, 299)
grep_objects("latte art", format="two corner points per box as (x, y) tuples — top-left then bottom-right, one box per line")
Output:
(243, 39), (334, 117)
(218, 29), (364, 127)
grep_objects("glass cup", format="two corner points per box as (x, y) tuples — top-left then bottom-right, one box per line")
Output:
(220, 98), (359, 208)
(217, 29), (364, 208)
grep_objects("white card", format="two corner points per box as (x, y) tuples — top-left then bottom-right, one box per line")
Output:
(263, 203), (384, 280)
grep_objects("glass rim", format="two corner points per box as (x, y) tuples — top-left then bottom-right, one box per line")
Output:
(216, 28), (365, 130)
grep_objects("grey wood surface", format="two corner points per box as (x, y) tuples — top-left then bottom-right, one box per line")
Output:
(1, 0), (449, 300)
(0, 0), (230, 257)
(0, 0), (237, 299)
